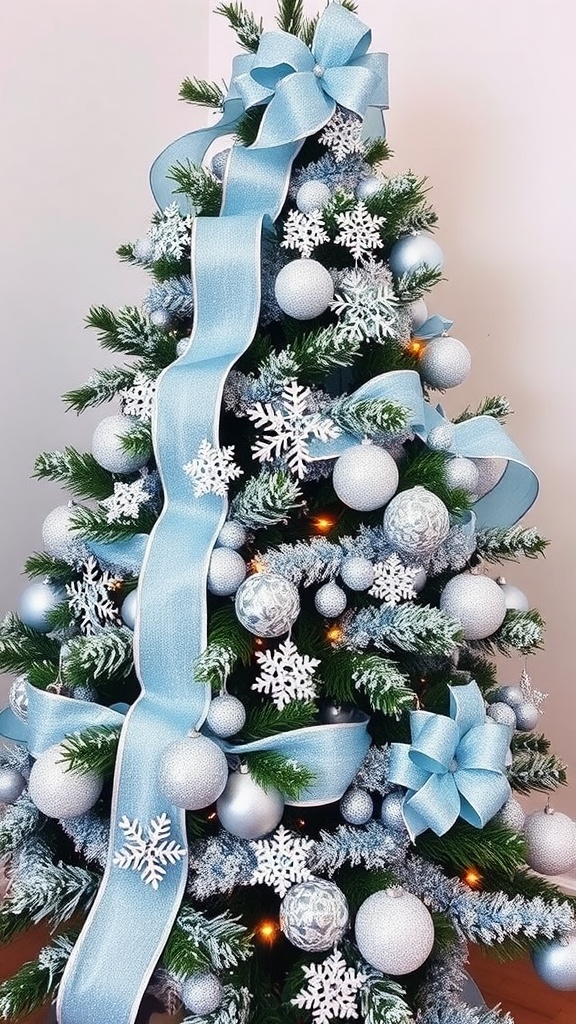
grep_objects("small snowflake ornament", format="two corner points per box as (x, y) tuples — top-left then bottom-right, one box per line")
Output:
(253, 638), (320, 709)
(292, 950), (367, 1024)
(519, 667), (548, 711)
(369, 553), (421, 606)
(66, 556), (122, 634)
(319, 110), (365, 163)
(113, 812), (187, 890)
(120, 373), (157, 422)
(147, 203), (193, 261)
(247, 379), (341, 479)
(331, 268), (398, 343)
(250, 825), (314, 897)
(100, 478), (152, 524)
(281, 209), (329, 258)
(334, 202), (385, 262)
(184, 439), (243, 497)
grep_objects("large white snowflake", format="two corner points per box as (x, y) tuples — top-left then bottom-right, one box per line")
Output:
(100, 478), (152, 524)
(319, 110), (364, 163)
(331, 268), (398, 343)
(184, 439), (243, 498)
(250, 825), (314, 897)
(292, 950), (367, 1024)
(148, 203), (193, 261)
(281, 209), (329, 258)
(112, 813), (187, 891)
(253, 638), (321, 709)
(247, 380), (341, 479)
(120, 373), (157, 422)
(369, 553), (421, 607)
(334, 202), (385, 262)
(66, 556), (122, 635)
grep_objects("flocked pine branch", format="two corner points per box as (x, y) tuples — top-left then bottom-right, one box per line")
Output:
(214, 3), (263, 51)
(167, 161), (223, 215)
(327, 396), (409, 437)
(321, 651), (414, 718)
(58, 811), (110, 868)
(230, 469), (305, 528)
(62, 627), (134, 686)
(162, 905), (251, 977)
(241, 701), (316, 741)
(394, 265), (444, 303)
(0, 797), (40, 858)
(60, 724), (121, 778)
(69, 505), (157, 544)
(470, 610), (544, 656)
(24, 553), (77, 583)
(509, 750), (568, 795)
(34, 449), (115, 502)
(200, 606), (254, 681)
(289, 325), (362, 378)
(309, 821), (409, 876)
(119, 422), (152, 459)
(0, 930), (77, 1022)
(245, 752), (315, 802)
(365, 173), (437, 241)
(179, 76), (225, 107)
(420, 1003), (514, 1024)
(340, 603), (463, 657)
(0, 613), (60, 675)
(86, 306), (175, 365)
(363, 136), (393, 167)
(0, 846), (98, 943)
(475, 525), (549, 563)
(63, 366), (137, 413)
(454, 396), (512, 424)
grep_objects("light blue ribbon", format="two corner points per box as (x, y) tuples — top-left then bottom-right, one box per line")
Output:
(412, 314), (453, 340)
(388, 681), (511, 840)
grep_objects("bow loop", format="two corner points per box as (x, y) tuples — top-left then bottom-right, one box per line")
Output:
(247, 30), (314, 88)
(312, 2), (372, 68)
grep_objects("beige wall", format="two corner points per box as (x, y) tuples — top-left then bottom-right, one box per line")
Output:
(1, 2), (575, 824)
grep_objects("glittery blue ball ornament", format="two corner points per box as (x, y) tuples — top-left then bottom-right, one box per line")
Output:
(210, 149), (230, 182)
(41, 504), (80, 561)
(355, 887), (435, 975)
(0, 765), (26, 805)
(388, 234), (444, 279)
(419, 336), (471, 390)
(18, 581), (66, 633)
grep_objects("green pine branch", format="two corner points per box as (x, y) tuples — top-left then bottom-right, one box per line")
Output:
(476, 525), (549, 564)
(0, 930), (77, 1021)
(511, 731), (550, 755)
(230, 469), (305, 529)
(179, 76), (225, 107)
(68, 505), (157, 544)
(276, 0), (304, 34)
(86, 306), (177, 368)
(24, 552), (76, 583)
(363, 137), (393, 166)
(417, 819), (526, 877)
(0, 852), (97, 944)
(234, 107), (265, 147)
(214, 3), (263, 52)
(456, 650), (498, 692)
(60, 724), (121, 777)
(470, 609), (545, 657)
(167, 161), (223, 215)
(0, 798), (40, 858)
(63, 367), (136, 413)
(62, 627), (134, 686)
(162, 905), (251, 978)
(244, 753), (315, 802)
(328, 396), (409, 437)
(27, 661), (60, 689)
(365, 174), (437, 242)
(332, 868), (394, 915)
(394, 265), (444, 302)
(321, 650), (415, 717)
(34, 449), (115, 501)
(0, 613), (60, 675)
(119, 421), (152, 459)
(509, 749), (567, 795)
(241, 701), (316, 741)
(454, 395), (512, 424)
(399, 448), (473, 517)
(288, 325), (361, 378)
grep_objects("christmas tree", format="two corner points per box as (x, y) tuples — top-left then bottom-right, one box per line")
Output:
(1, 2), (575, 1022)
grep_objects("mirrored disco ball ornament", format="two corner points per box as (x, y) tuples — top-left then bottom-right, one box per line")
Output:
(280, 879), (349, 952)
(18, 581), (66, 634)
(92, 414), (151, 474)
(354, 887), (435, 975)
(215, 521), (247, 550)
(314, 581), (347, 618)
(217, 766), (284, 840)
(41, 504), (79, 561)
(388, 233), (444, 279)
(121, 589), (138, 630)
(235, 573), (300, 637)
(495, 578), (530, 613)
(0, 765), (26, 805)
(444, 457), (480, 496)
(532, 933), (576, 991)
(207, 548), (246, 597)
(296, 180), (331, 214)
(355, 176), (382, 200)
(28, 743), (103, 819)
(158, 733), (229, 810)
(496, 795), (526, 832)
(181, 973), (224, 1015)
(408, 298), (428, 330)
(419, 336), (472, 390)
(524, 807), (576, 875)
(340, 555), (375, 591)
(383, 486), (450, 559)
(206, 693), (246, 738)
(427, 422), (455, 451)
(340, 787), (373, 825)
(439, 574), (507, 640)
(9, 673), (29, 722)
(274, 259), (334, 320)
(332, 443), (399, 512)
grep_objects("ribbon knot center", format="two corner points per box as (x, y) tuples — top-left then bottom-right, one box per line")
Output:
(313, 63), (326, 79)
(450, 757), (459, 773)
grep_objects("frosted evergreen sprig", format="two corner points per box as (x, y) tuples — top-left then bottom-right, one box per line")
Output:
(62, 626), (134, 686)
(60, 724), (121, 777)
(166, 162), (223, 216)
(34, 448), (114, 502)
(454, 396), (512, 425)
(418, 1004), (513, 1024)
(63, 366), (137, 413)
(162, 905), (252, 977)
(415, 938), (469, 1020)
(86, 305), (173, 360)
(471, 610), (544, 656)
(327, 397), (409, 437)
(0, 797), (39, 858)
(475, 525), (549, 563)
(352, 746), (394, 796)
(363, 172), (438, 242)
(0, 930), (76, 1022)
(309, 821), (410, 876)
(0, 612), (60, 675)
(351, 655), (415, 717)
(143, 276), (194, 322)
(0, 843), (97, 939)
(264, 536), (342, 585)
(179, 76), (226, 108)
(340, 603), (463, 657)
(245, 752), (315, 802)
(58, 810), (111, 867)
(215, 2), (263, 51)
(229, 468), (305, 528)
(509, 749), (567, 795)
(348, 950), (413, 1024)
(187, 832), (256, 900)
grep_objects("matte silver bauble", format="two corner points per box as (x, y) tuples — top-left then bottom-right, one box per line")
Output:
(439, 574), (507, 641)
(181, 972), (224, 1015)
(274, 259), (334, 320)
(408, 298), (428, 330)
(444, 457), (480, 496)
(486, 702), (517, 729)
(319, 702), (358, 725)
(380, 791), (407, 832)
(340, 556), (375, 591)
(355, 176), (382, 200)
(532, 933), (576, 991)
(9, 674), (29, 722)
(235, 573), (300, 637)
(427, 423), (455, 451)
(383, 486), (450, 558)
(207, 548), (247, 597)
(158, 733), (229, 810)
(496, 796), (526, 832)
(314, 581), (347, 618)
(280, 879), (349, 951)
(120, 590), (138, 630)
(41, 505), (79, 561)
(354, 887), (435, 975)
(18, 581), (66, 634)
(332, 443), (399, 511)
(489, 685), (524, 708)
(340, 787), (373, 825)
(495, 579), (530, 613)
(524, 808), (576, 875)
(419, 336), (472, 390)
(514, 700), (539, 732)
(215, 521), (247, 550)
(0, 765), (26, 804)
(296, 180), (331, 213)
(92, 415), (151, 474)
(206, 694), (246, 738)
(210, 148), (230, 181)
(388, 233), (444, 279)
(28, 743), (103, 819)
(216, 767), (284, 839)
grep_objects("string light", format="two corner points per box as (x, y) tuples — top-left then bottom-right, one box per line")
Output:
(405, 339), (424, 358)
(250, 556), (268, 574)
(313, 515), (336, 534)
(326, 624), (343, 643)
(462, 867), (483, 889)
(256, 919), (279, 945)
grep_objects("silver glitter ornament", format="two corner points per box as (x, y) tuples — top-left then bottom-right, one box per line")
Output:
(340, 555), (375, 591)
(489, 685), (524, 708)
(92, 415), (151, 474)
(274, 259), (334, 320)
(524, 807), (576, 875)
(473, 458), (506, 498)
(210, 148), (230, 181)
(444, 457), (480, 496)
(419, 336), (472, 390)
(380, 791), (407, 832)
(217, 766), (284, 839)
(427, 423), (455, 451)
(28, 743), (103, 819)
(18, 581), (66, 633)
(495, 578), (530, 613)
(133, 237), (155, 262)
(206, 694), (246, 738)
(314, 581), (347, 618)
(439, 574), (507, 640)
(319, 702), (358, 725)
(388, 233), (444, 279)
(355, 176), (382, 200)
(41, 504), (79, 561)
(72, 684), (98, 702)
(181, 973), (224, 1015)
(340, 787), (373, 825)
(120, 589), (138, 630)
(9, 674), (29, 722)
(207, 548), (246, 597)
(354, 887), (435, 975)
(532, 933), (576, 991)
(296, 180), (331, 213)
(280, 879), (349, 952)
(514, 700), (539, 732)
(149, 308), (170, 329)
(496, 796), (526, 832)
(0, 765), (26, 805)
(158, 732), (229, 810)
(215, 521), (247, 550)
(408, 298), (428, 330)
(235, 573), (300, 637)
(383, 486), (450, 559)
(332, 443), (399, 512)
(412, 567), (428, 593)
(486, 702), (517, 729)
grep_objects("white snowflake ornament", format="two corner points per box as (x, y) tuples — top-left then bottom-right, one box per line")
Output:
(334, 202), (385, 262)
(247, 379), (340, 479)
(369, 553), (421, 607)
(100, 478), (152, 524)
(319, 110), (365, 163)
(184, 439), (243, 498)
(281, 209), (329, 258)
(66, 556), (122, 635)
(147, 203), (193, 261)
(331, 269), (398, 343)
(250, 825), (314, 897)
(292, 950), (367, 1024)
(253, 638), (320, 710)
(120, 373), (157, 422)
(113, 812), (187, 890)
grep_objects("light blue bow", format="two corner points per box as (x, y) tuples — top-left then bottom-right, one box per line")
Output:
(388, 681), (511, 840)
(413, 314), (454, 340)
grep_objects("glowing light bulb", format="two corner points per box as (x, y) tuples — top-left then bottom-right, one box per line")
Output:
(313, 515), (335, 534)
(462, 868), (482, 889)
(326, 625), (343, 643)
(257, 920), (279, 944)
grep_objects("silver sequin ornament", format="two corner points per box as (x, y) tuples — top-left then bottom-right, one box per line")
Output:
(419, 336), (472, 390)
(18, 581), (66, 633)
(274, 259), (334, 320)
(340, 787), (373, 825)
(9, 674), (29, 722)
(158, 732), (229, 810)
(444, 457), (480, 496)
(120, 590), (138, 630)
(383, 486), (450, 559)
(181, 973), (224, 1015)
(206, 694), (246, 738)
(314, 581), (347, 618)
(427, 423), (455, 452)
(532, 933), (576, 991)
(380, 791), (407, 832)
(207, 548), (246, 597)
(92, 415), (151, 474)
(408, 298), (428, 330)
(340, 556), (375, 591)
(524, 807), (576, 875)
(217, 766), (284, 839)
(355, 176), (382, 200)
(486, 703), (517, 729)
(332, 443), (399, 511)
(514, 700), (539, 732)
(235, 573), (300, 637)
(296, 180), (331, 213)
(496, 796), (526, 832)
(439, 574), (507, 640)
(28, 743), (103, 819)
(354, 887), (435, 975)
(0, 765), (26, 805)
(215, 521), (247, 550)
(41, 504), (80, 561)
(210, 149), (230, 181)
(280, 879), (349, 951)
(495, 578), (530, 613)
(388, 233), (444, 279)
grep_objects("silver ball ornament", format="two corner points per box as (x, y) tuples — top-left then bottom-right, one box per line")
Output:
(419, 336), (472, 390)
(496, 796), (526, 832)
(206, 694), (246, 738)
(314, 581), (347, 618)
(92, 415), (151, 474)
(207, 548), (247, 597)
(133, 237), (154, 262)
(340, 556), (375, 591)
(388, 233), (444, 279)
(9, 674), (29, 722)
(158, 733), (229, 810)
(354, 887), (435, 975)
(408, 298), (428, 330)
(412, 567), (428, 593)
(0, 765), (26, 805)
(489, 685), (524, 708)
(444, 457), (480, 496)
(149, 307), (170, 329)
(274, 259), (334, 321)
(296, 180), (331, 213)
(486, 702), (517, 729)
(210, 148), (230, 181)
(41, 505), (79, 561)
(473, 458), (506, 498)
(340, 788), (373, 825)
(427, 423), (455, 451)
(355, 176), (382, 200)
(217, 767), (284, 839)
(380, 791), (407, 832)
(495, 579), (530, 613)
(524, 808), (576, 875)
(280, 879), (349, 952)
(439, 574), (507, 640)
(181, 973), (224, 1015)
(332, 443), (399, 512)
(215, 521), (247, 550)
(18, 581), (66, 633)
(514, 700), (539, 732)
(121, 590), (138, 630)
(532, 933), (576, 991)
(319, 702), (358, 725)
(235, 573), (300, 637)
(72, 684), (98, 702)
(28, 743), (103, 819)
(383, 486), (450, 558)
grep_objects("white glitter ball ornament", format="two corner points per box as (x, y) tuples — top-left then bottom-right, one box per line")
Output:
(18, 581), (66, 634)
(439, 574), (507, 640)
(207, 548), (247, 597)
(427, 423), (455, 451)
(0, 765), (26, 805)
(524, 808), (576, 875)
(120, 590), (138, 630)
(388, 233), (444, 279)
(332, 443), (399, 511)
(181, 973), (224, 1015)
(215, 521), (247, 550)
(28, 743), (103, 819)
(340, 788), (373, 825)
(274, 259), (334, 320)
(496, 796), (526, 832)
(408, 298), (428, 330)
(314, 581), (347, 618)
(158, 732), (229, 810)
(41, 505), (79, 561)
(486, 703), (517, 729)
(383, 486), (450, 559)
(354, 887), (435, 975)
(532, 934), (576, 991)
(9, 674), (29, 722)
(280, 879), (349, 951)
(419, 336), (472, 390)
(355, 176), (382, 200)
(496, 579), (530, 613)
(340, 556), (375, 591)
(235, 573), (300, 637)
(217, 766), (284, 839)
(92, 415), (151, 474)
(444, 457), (480, 496)
(296, 180), (331, 214)
(206, 693), (246, 738)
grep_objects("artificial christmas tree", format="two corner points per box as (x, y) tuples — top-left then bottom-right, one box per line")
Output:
(0, 2), (575, 1022)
